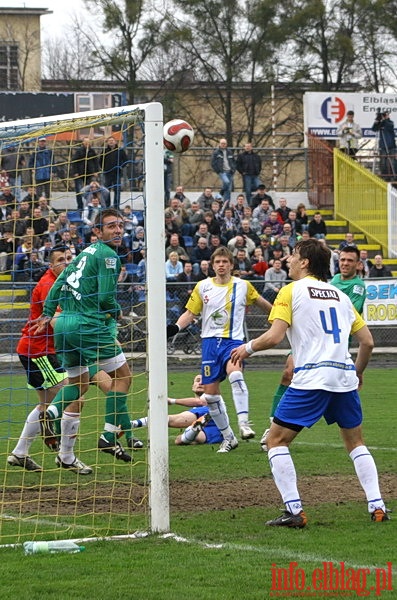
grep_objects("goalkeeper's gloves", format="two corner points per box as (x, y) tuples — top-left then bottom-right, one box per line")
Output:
(167, 323), (180, 338)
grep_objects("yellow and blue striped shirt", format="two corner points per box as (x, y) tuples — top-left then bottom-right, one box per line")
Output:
(186, 276), (259, 340)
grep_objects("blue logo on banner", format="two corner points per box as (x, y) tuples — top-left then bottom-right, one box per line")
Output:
(321, 96), (346, 124)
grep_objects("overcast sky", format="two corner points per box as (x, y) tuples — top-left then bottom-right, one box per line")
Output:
(4, 0), (91, 36)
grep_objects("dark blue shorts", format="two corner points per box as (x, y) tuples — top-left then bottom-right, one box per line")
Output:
(190, 406), (223, 444)
(274, 387), (363, 429)
(201, 337), (243, 384)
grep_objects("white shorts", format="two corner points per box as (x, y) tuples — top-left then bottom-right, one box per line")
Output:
(67, 352), (127, 378)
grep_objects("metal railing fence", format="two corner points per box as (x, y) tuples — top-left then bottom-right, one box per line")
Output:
(1, 280), (396, 357)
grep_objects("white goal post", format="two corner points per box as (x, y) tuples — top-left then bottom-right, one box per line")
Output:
(143, 103), (170, 533)
(0, 102), (169, 536)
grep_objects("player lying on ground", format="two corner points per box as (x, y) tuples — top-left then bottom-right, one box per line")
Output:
(132, 375), (223, 446)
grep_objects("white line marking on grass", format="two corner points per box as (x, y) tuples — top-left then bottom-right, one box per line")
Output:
(2, 528), (395, 578)
(161, 533), (397, 575)
(0, 513), (94, 530)
(0, 531), (149, 549)
(294, 441), (397, 452)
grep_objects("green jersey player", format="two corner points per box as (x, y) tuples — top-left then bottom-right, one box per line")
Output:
(33, 209), (134, 474)
(330, 246), (366, 314)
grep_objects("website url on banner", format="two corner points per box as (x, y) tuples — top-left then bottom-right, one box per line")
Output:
(270, 561), (393, 597)
(308, 128), (337, 136)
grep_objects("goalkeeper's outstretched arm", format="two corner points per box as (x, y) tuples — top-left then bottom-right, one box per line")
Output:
(167, 309), (196, 338)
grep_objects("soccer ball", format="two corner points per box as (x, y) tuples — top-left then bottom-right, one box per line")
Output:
(163, 119), (194, 153)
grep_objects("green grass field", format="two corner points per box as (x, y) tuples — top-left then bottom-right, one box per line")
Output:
(0, 368), (395, 599)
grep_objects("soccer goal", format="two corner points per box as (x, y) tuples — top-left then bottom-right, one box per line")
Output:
(0, 102), (169, 546)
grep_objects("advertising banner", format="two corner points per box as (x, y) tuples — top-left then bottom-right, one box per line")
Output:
(364, 278), (397, 325)
(303, 92), (397, 139)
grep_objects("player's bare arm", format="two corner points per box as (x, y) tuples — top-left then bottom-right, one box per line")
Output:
(230, 319), (289, 365)
(168, 396), (207, 408)
(254, 295), (273, 314)
(353, 325), (374, 387)
(167, 309), (196, 337)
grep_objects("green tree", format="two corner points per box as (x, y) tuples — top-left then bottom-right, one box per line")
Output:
(83, 0), (169, 104)
(279, 0), (397, 92)
(280, 0), (357, 89)
(353, 0), (397, 92)
(163, 0), (290, 146)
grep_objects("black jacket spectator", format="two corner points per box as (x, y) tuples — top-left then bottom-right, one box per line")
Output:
(368, 255), (392, 278)
(190, 242), (212, 267)
(251, 186), (275, 210)
(101, 142), (128, 175)
(21, 188), (39, 209)
(236, 149), (261, 176)
(372, 113), (396, 153)
(72, 143), (100, 178)
(0, 235), (15, 271)
(369, 264), (392, 278)
(1, 146), (25, 179)
(0, 199), (12, 223)
(308, 213), (327, 238)
(28, 214), (49, 237)
(100, 137), (128, 208)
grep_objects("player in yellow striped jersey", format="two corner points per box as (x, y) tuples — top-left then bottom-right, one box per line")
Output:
(167, 246), (272, 453)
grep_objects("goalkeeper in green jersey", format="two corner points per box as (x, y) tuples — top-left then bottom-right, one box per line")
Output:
(330, 246), (366, 314)
(31, 209), (135, 474)
(260, 245), (366, 451)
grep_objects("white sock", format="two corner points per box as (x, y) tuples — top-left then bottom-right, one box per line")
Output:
(181, 425), (199, 444)
(229, 371), (249, 425)
(131, 417), (148, 428)
(350, 445), (385, 513)
(103, 423), (121, 435)
(12, 406), (41, 457)
(47, 405), (59, 419)
(268, 446), (303, 515)
(59, 412), (80, 464)
(204, 394), (234, 440)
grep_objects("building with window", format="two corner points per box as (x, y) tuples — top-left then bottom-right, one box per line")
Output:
(0, 7), (51, 91)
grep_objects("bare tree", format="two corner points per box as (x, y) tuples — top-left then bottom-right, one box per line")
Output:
(42, 17), (103, 82)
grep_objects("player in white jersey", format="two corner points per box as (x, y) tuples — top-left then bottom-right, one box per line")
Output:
(167, 246), (272, 452)
(231, 239), (388, 526)
(260, 245), (366, 452)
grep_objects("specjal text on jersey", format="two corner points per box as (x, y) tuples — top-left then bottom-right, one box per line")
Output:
(308, 287), (340, 301)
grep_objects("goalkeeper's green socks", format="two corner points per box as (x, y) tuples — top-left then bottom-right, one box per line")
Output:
(270, 384), (289, 418)
(102, 391), (130, 444)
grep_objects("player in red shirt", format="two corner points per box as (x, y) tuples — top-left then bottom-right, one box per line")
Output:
(7, 246), (73, 471)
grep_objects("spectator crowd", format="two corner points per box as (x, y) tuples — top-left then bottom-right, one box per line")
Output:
(0, 136), (393, 294)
